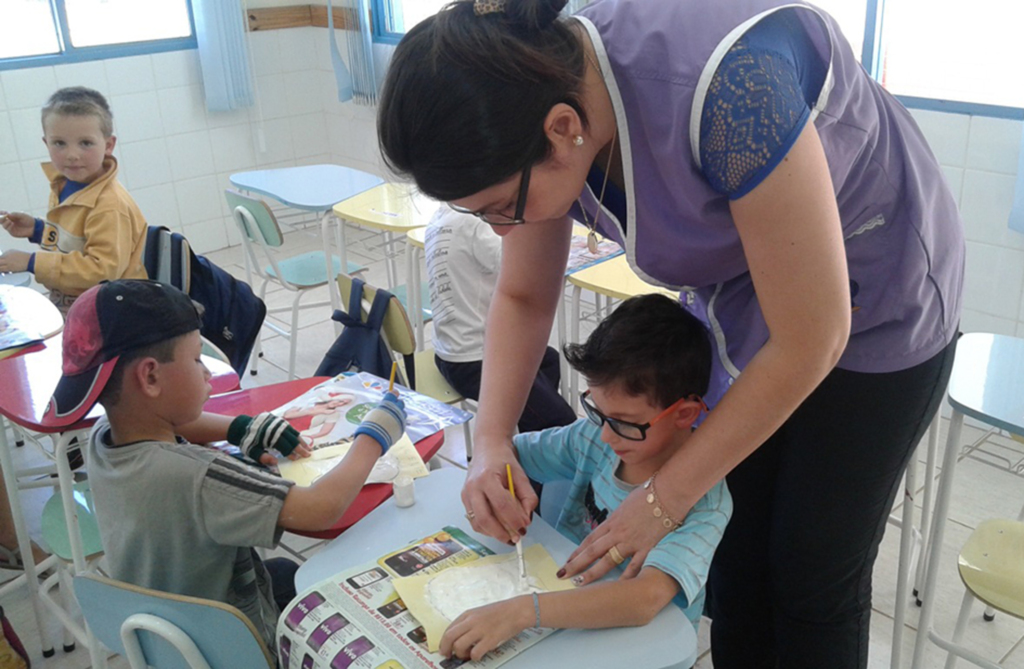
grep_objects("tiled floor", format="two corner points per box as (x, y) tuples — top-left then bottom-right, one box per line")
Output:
(3, 222), (1024, 668)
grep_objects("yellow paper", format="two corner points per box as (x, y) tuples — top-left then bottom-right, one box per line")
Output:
(391, 544), (574, 652)
(277, 434), (428, 487)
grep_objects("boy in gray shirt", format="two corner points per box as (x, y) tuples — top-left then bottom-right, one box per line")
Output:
(44, 279), (406, 650)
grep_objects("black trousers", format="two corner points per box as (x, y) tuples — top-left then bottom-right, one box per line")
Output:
(707, 337), (956, 669)
(435, 346), (578, 433)
(265, 557), (298, 612)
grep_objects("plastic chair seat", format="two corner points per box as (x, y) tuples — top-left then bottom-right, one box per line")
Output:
(265, 251), (341, 287)
(42, 481), (104, 562)
(957, 518), (1024, 618)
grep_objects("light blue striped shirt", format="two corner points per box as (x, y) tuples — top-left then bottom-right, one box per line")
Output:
(514, 419), (732, 629)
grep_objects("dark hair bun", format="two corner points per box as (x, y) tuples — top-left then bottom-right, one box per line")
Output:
(505, 0), (569, 31)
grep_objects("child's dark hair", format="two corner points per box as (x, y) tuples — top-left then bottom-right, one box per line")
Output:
(97, 338), (180, 407)
(564, 294), (713, 408)
(41, 87), (114, 137)
(377, 0), (586, 201)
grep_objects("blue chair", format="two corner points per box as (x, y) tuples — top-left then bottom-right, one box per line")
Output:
(74, 573), (274, 668)
(226, 189), (338, 379)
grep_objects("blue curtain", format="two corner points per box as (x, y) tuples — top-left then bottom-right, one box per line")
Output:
(192, 0), (255, 111)
(1010, 121), (1024, 234)
(328, 0), (376, 106)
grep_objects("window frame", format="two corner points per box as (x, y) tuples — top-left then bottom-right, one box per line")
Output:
(0, 0), (198, 72)
(371, 0), (1024, 119)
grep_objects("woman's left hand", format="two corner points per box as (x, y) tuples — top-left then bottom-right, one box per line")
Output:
(439, 597), (532, 662)
(559, 484), (685, 585)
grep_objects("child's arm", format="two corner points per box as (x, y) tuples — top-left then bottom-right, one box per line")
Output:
(178, 411), (312, 462)
(440, 566), (680, 662)
(32, 208), (139, 293)
(277, 392), (405, 531)
(0, 212), (40, 240)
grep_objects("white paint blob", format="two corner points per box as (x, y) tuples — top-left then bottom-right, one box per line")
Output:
(425, 559), (542, 621)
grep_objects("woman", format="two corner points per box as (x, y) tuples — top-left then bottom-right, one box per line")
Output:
(377, 0), (964, 666)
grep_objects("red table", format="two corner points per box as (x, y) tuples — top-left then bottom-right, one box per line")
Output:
(204, 376), (446, 539)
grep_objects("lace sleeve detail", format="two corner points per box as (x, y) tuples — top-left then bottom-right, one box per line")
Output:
(699, 39), (811, 199)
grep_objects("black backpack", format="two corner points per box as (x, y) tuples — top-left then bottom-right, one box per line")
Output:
(315, 277), (395, 379)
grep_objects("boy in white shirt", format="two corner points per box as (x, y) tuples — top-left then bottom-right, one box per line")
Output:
(425, 206), (575, 433)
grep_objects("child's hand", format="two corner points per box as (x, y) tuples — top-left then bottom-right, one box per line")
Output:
(0, 212), (36, 238)
(439, 596), (533, 662)
(0, 251), (30, 274)
(353, 391), (406, 453)
(227, 413), (310, 463)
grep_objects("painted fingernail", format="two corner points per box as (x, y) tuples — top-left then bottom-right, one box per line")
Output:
(556, 569), (566, 578)
(519, 528), (527, 536)
(571, 575), (584, 586)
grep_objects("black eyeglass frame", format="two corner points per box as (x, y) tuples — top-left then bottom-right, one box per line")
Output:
(579, 389), (701, 441)
(449, 164), (531, 226)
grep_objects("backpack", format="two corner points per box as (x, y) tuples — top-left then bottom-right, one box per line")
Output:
(0, 606), (29, 668)
(144, 226), (267, 375)
(315, 277), (395, 379)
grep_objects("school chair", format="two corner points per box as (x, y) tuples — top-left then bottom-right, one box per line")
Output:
(74, 573), (274, 669)
(226, 189), (337, 379)
(911, 333), (1024, 669)
(336, 272), (475, 458)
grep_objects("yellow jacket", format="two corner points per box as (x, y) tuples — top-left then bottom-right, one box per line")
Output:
(35, 156), (148, 312)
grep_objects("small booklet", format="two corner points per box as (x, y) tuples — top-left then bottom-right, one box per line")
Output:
(0, 286), (44, 353)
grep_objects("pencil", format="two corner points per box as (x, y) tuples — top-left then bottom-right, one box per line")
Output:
(506, 463), (515, 499)
(388, 361), (397, 393)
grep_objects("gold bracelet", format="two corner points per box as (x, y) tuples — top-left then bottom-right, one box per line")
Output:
(643, 471), (685, 529)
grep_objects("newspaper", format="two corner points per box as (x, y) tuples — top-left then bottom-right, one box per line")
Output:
(564, 233), (623, 276)
(277, 527), (560, 669)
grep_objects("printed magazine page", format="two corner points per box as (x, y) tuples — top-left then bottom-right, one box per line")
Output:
(278, 527), (561, 669)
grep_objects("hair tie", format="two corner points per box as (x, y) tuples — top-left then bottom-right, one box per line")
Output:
(473, 0), (506, 16)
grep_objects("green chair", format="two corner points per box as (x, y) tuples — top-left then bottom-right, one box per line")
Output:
(226, 189), (341, 379)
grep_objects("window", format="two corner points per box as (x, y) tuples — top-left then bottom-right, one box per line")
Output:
(806, 0), (868, 64)
(374, 0), (447, 43)
(0, 0), (195, 68)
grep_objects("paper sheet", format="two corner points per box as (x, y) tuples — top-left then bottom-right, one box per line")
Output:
(277, 434), (429, 487)
(392, 544), (575, 652)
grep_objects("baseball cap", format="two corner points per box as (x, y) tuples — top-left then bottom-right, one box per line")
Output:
(42, 279), (203, 428)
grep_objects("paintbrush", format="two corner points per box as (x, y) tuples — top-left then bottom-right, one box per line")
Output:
(507, 464), (526, 585)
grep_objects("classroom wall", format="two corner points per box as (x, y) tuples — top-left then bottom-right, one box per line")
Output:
(0, 31), (1021, 340)
(0, 24), (381, 256)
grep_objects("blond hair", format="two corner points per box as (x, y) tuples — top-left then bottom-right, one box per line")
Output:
(41, 86), (114, 138)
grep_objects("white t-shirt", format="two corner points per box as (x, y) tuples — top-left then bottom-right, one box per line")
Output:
(425, 206), (502, 362)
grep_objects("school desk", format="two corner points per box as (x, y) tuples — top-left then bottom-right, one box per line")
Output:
(203, 376), (446, 540)
(229, 165), (384, 328)
(296, 466), (698, 669)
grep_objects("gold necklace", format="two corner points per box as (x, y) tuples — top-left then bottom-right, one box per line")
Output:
(579, 48), (617, 254)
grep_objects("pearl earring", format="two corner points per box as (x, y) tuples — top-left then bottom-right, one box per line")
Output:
(573, 135), (584, 147)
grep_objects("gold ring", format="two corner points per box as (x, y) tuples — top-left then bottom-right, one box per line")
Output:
(606, 545), (625, 565)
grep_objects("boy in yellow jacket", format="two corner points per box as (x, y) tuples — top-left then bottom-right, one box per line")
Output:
(0, 87), (146, 313)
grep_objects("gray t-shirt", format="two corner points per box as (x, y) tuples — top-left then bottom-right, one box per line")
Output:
(88, 419), (294, 649)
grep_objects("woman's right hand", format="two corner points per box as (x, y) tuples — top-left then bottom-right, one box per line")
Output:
(0, 212), (36, 238)
(461, 440), (536, 543)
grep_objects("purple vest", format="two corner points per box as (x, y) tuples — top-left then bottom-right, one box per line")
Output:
(574, 0), (964, 406)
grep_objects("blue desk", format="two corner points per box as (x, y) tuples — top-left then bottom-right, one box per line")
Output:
(297, 466), (697, 669)
(229, 165), (384, 324)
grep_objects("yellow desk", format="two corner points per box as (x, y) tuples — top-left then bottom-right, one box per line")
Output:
(332, 183), (436, 292)
(564, 256), (675, 405)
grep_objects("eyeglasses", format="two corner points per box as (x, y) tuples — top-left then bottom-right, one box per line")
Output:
(449, 164), (531, 226)
(580, 390), (706, 441)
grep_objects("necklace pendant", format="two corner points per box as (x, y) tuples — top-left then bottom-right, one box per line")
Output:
(587, 230), (600, 254)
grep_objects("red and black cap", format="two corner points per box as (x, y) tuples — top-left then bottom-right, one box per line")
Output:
(42, 280), (202, 428)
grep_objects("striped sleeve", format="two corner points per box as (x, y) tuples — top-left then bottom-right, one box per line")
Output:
(644, 479), (732, 609)
(513, 419), (590, 483)
(199, 454), (295, 549)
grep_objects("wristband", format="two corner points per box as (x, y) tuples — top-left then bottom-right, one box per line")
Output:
(228, 413), (300, 460)
(353, 391), (406, 454)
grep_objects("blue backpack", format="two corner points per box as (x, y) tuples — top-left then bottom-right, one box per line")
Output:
(315, 277), (395, 378)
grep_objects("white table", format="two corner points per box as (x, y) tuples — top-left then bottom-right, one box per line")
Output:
(298, 467), (697, 669)
(229, 165), (384, 328)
